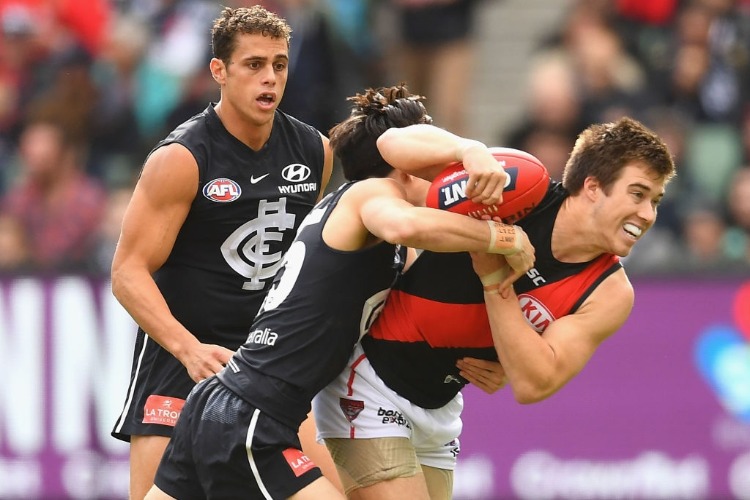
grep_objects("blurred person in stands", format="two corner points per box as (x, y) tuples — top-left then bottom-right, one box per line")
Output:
(741, 108), (750, 163)
(267, 0), (344, 134)
(116, 0), (216, 144)
(91, 184), (133, 276)
(31, 46), (98, 155)
(0, 0), (49, 177)
(0, 0), (111, 192)
(654, 0), (750, 125)
(0, 209), (30, 272)
(509, 127), (574, 182)
(109, 6), (335, 499)
(0, 108), (107, 272)
(678, 200), (745, 272)
(561, 1), (650, 124)
(382, 0), (479, 135)
(725, 167), (750, 263)
(89, 11), (151, 184)
(320, 0), (386, 105)
(503, 52), (585, 180)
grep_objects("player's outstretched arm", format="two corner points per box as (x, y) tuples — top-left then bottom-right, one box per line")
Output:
(111, 144), (233, 382)
(349, 178), (535, 262)
(469, 252), (633, 403)
(376, 124), (507, 204)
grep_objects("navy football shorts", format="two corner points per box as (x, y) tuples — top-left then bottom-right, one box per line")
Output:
(112, 333), (195, 441)
(154, 377), (323, 499)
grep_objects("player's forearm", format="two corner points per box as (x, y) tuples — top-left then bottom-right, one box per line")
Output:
(376, 124), (488, 179)
(379, 207), (522, 254)
(482, 290), (561, 403)
(111, 265), (199, 361)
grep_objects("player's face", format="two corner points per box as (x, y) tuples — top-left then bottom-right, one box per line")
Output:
(594, 163), (666, 257)
(216, 33), (289, 127)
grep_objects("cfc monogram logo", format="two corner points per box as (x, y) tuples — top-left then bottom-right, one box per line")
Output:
(221, 198), (296, 290)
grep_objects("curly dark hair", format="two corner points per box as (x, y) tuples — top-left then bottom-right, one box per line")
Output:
(329, 83), (433, 181)
(211, 6), (292, 64)
(562, 117), (676, 194)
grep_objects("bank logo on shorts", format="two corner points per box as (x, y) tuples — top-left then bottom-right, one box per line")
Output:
(142, 395), (185, 427)
(222, 198), (296, 290)
(339, 398), (365, 423)
(203, 178), (241, 202)
(282, 448), (315, 477)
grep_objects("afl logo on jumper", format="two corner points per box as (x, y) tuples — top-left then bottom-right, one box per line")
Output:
(282, 164), (311, 182)
(203, 178), (241, 202)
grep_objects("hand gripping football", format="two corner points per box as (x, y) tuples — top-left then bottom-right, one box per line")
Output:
(426, 147), (550, 224)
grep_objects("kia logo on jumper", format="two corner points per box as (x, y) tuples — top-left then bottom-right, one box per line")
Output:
(282, 164), (311, 182)
(203, 178), (241, 202)
(517, 294), (554, 333)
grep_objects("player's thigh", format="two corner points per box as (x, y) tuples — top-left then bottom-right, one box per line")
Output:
(288, 476), (345, 500)
(421, 464), (453, 500)
(298, 412), (343, 492)
(143, 484), (174, 500)
(130, 435), (170, 500)
(325, 436), (429, 500)
(348, 475), (429, 500)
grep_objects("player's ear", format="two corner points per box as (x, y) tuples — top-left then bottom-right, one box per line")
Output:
(210, 58), (226, 84)
(583, 176), (601, 201)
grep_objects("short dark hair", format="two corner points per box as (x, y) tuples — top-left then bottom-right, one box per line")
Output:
(562, 117), (676, 194)
(329, 83), (433, 181)
(211, 6), (292, 64)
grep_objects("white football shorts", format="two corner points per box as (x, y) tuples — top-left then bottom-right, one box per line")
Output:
(313, 343), (463, 470)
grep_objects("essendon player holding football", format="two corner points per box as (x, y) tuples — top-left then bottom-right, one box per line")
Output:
(313, 117), (676, 500)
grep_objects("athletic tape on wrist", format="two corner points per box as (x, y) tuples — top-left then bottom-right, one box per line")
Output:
(486, 220), (521, 254)
(480, 269), (504, 294)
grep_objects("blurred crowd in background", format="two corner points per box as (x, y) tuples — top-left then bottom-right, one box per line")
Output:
(0, 0), (749, 276)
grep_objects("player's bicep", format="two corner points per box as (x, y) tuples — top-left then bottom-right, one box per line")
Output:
(541, 274), (634, 385)
(320, 179), (406, 250)
(115, 145), (199, 272)
(359, 194), (416, 242)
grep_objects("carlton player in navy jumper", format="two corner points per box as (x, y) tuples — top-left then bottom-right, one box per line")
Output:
(144, 85), (534, 500)
(109, 7), (336, 499)
(313, 118), (676, 499)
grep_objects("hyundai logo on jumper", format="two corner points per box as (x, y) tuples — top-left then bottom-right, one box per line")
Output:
(439, 166), (518, 210)
(282, 164), (311, 182)
(279, 163), (317, 194)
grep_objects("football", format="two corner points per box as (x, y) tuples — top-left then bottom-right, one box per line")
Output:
(425, 147), (550, 224)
